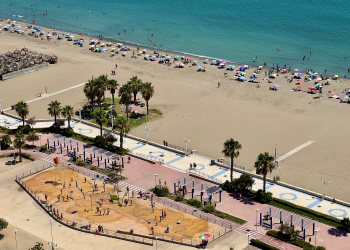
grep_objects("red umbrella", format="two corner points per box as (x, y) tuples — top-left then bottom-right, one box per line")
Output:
(297, 86), (302, 89)
(204, 234), (211, 237)
(309, 87), (316, 90)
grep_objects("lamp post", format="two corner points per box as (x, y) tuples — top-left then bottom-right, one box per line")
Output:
(109, 106), (115, 128)
(154, 174), (157, 187)
(155, 236), (158, 250)
(77, 105), (82, 123)
(247, 233), (250, 250)
(13, 229), (18, 250)
(320, 156), (330, 200)
(255, 208), (259, 231)
(182, 118), (190, 157)
(314, 229), (318, 250)
(144, 114), (151, 143)
(0, 97), (3, 113)
(274, 142), (277, 183)
(48, 218), (59, 250)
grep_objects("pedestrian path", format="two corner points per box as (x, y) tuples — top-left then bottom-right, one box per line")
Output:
(1, 113), (350, 221)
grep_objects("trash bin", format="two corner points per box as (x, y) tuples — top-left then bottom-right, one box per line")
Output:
(210, 160), (215, 166)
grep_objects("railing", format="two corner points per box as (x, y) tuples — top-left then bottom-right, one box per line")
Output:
(219, 159), (245, 170)
(167, 144), (192, 154)
(134, 152), (165, 164)
(186, 169), (223, 184)
(152, 196), (233, 230)
(1, 63), (49, 80)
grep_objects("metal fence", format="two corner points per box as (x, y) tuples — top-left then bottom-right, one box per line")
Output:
(1, 63), (49, 80)
(186, 169), (223, 184)
(167, 143), (192, 154)
(219, 159), (245, 170)
(133, 152), (165, 164)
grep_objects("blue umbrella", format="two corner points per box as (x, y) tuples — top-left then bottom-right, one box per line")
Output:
(66, 33), (70, 36)
(149, 55), (153, 57)
(160, 57), (165, 60)
(216, 60), (222, 63)
(37, 27), (42, 30)
(198, 66), (203, 68)
(32, 29), (37, 32)
(165, 56), (171, 59)
(193, 60), (198, 63)
(58, 34), (62, 37)
(249, 76), (255, 79)
(239, 76), (245, 80)
(211, 60), (216, 62)
(310, 73), (316, 76)
(99, 47), (103, 50)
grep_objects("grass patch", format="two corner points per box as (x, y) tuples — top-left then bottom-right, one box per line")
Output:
(269, 198), (343, 229)
(149, 109), (163, 115)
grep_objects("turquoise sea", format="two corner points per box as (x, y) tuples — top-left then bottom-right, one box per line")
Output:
(1, 0), (350, 75)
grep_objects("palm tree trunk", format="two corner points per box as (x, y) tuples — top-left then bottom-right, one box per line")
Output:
(54, 115), (57, 124)
(134, 93), (137, 103)
(22, 117), (25, 126)
(126, 104), (129, 119)
(68, 119), (71, 127)
(146, 100), (149, 115)
(19, 148), (22, 162)
(112, 93), (115, 105)
(230, 156), (233, 181)
(120, 134), (123, 148)
(100, 123), (102, 136)
(263, 174), (266, 192)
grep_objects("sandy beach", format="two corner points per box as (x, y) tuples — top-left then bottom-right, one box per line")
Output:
(1, 20), (350, 203)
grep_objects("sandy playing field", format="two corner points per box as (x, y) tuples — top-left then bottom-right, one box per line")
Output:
(1, 20), (350, 202)
(23, 168), (224, 242)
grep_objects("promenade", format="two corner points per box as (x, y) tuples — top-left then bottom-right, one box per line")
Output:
(0, 113), (349, 249)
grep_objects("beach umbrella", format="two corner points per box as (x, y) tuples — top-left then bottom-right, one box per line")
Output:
(310, 73), (316, 76)
(297, 86), (302, 89)
(198, 66), (203, 68)
(175, 55), (179, 58)
(282, 69), (287, 71)
(74, 39), (79, 42)
(149, 55), (153, 58)
(333, 75), (338, 77)
(227, 65), (232, 68)
(204, 234), (211, 238)
(219, 63), (225, 66)
(239, 76), (245, 80)
(241, 72), (246, 75)
(199, 236), (207, 240)
(165, 56), (171, 59)
(211, 60), (216, 62)
(297, 79), (301, 82)
(309, 87), (317, 90)
(47, 34), (51, 37)
(80, 37), (84, 40)
(294, 69), (299, 71)
(330, 92), (336, 94)
(236, 71), (240, 73)
(99, 48), (103, 51)
(65, 33), (70, 36)
(58, 34), (62, 38)
(337, 94), (342, 97)
(317, 78), (322, 80)
(203, 66), (207, 68)
(69, 35), (74, 38)
(249, 76), (255, 79)
(345, 96), (349, 99)
(273, 84), (279, 89)
(298, 73), (303, 76)
(32, 29), (37, 32)
(193, 60), (198, 63)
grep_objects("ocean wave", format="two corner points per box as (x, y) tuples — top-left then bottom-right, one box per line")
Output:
(18, 15), (24, 17)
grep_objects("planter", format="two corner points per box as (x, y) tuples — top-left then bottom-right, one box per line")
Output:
(53, 157), (59, 164)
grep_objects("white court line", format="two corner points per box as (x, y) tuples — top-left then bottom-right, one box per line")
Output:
(2, 82), (87, 111)
(277, 140), (315, 162)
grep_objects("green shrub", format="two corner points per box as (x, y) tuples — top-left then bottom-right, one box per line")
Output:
(40, 145), (47, 152)
(89, 165), (97, 170)
(154, 185), (170, 197)
(203, 204), (216, 213)
(250, 239), (280, 250)
(341, 217), (350, 230)
(22, 153), (36, 161)
(94, 135), (107, 148)
(76, 160), (86, 166)
(18, 124), (32, 134)
(266, 230), (314, 249)
(256, 189), (273, 203)
(186, 198), (203, 209)
(124, 199), (128, 205)
(0, 218), (8, 231)
(62, 127), (74, 137)
(175, 194), (184, 202)
(316, 247), (327, 250)
(220, 173), (255, 194)
(0, 135), (12, 149)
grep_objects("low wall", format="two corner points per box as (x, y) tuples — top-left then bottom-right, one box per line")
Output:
(1, 63), (49, 81)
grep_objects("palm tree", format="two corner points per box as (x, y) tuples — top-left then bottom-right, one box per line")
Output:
(113, 116), (130, 148)
(14, 130), (26, 162)
(62, 105), (74, 127)
(84, 80), (97, 109)
(222, 138), (242, 181)
(118, 84), (133, 119)
(128, 76), (142, 103)
(141, 82), (154, 115)
(48, 101), (62, 123)
(254, 152), (275, 192)
(94, 78), (106, 109)
(97, 74), (108, 101)
(94, 109), (107, 136)
(106, 79), (119, 105)
(15, 101), (29, 126)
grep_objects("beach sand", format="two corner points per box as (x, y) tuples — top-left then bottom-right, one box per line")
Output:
(1, 20), (350, 203)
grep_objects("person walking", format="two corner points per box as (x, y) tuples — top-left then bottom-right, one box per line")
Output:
(128, 156), (131, 163)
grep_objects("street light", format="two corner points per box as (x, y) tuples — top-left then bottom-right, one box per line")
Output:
(47, 218), (59, 250)
(77, 105), (82, 123)
(274, 142), (278, 183)
(182, 118), (190, 157)
(155, 236), (158, 250)
(13, 229), (18, 250)
(320, 156), (330, 200)
(154, 174), (157, 187)
(255, 208), (259, 231)
(247, 233), (250, 250)
(314, 229), (318, 250)
(144, 114), (151, 143)
(0, 97), (3, 113)
(109, 106), (116, 128)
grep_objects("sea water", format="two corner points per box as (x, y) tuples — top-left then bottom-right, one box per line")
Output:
(1, 0), (350, 75)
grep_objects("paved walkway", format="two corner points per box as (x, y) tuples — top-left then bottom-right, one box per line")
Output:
(1, 114), (349, 249)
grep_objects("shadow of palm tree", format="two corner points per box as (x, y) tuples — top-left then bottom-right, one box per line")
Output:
(327, 227), (348, 237)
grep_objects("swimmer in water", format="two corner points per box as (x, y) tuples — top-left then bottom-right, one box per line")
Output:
(189, 41), (192, 43)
